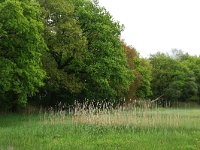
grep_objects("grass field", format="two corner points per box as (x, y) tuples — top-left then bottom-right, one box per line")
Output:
(0, 107), (200, 150)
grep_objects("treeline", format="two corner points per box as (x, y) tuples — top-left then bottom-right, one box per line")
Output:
(0, 0), (199, 112)
(150, 50), (200, 103)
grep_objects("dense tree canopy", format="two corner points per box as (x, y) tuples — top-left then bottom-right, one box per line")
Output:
(34, 0), (89, 106)
(71, 0), (133, 100)
(1, 0), (200, 112)
(150, 52), (198, 102)
(123, 43), (152, 100)
(0, 0), (46, 111)
(32, 0), (133, 106)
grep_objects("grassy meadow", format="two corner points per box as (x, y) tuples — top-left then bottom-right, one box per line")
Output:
(0, 106), (200, 150)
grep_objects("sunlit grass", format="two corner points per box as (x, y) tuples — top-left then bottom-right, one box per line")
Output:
(71, 102), (200, 130)
(0, 105), (200, 150)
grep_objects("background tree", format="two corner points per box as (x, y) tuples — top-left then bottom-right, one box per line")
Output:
(178, 53), (200, 102)
(123, 43), (152, 101)
(150, 52), (198, 102)
(0, 0), (46, 111)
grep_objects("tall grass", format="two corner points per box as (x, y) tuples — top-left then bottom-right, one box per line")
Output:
(41, 101), (200, 130)
(1, 101), (200, 150)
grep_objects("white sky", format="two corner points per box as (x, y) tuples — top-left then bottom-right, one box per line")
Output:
(98, 0), (200, 57)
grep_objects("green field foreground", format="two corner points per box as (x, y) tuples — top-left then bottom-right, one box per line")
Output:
(0, 108), (200, 150)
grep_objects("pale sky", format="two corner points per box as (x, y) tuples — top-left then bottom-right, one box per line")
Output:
(98, 0), (200, 57)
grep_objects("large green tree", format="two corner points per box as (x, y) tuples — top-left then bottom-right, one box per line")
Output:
(35, 0), (89, 106)
(72, 0), (133, 101)
(0, 0), (46, 111)
(36, 0), (133, 106)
